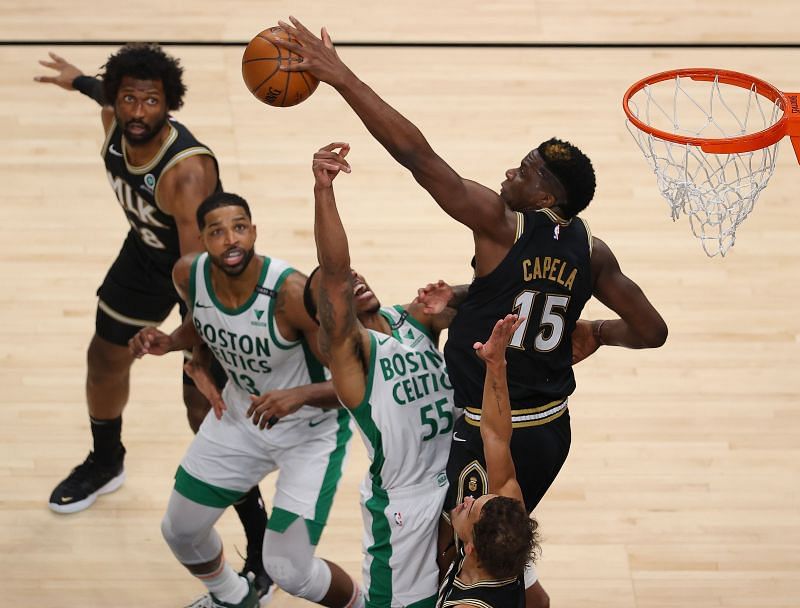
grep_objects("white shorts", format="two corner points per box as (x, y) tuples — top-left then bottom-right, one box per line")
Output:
(360, 476), (447, 608)
(175, 401), (352, 545)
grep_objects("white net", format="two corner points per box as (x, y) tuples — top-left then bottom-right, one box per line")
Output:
(626, 73), (783, 256)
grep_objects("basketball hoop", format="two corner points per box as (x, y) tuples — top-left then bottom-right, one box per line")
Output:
(623, 68), (800, 256)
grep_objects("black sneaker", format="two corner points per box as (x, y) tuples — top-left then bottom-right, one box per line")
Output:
(48, 450), (125, 514)
(240, 558), (275, 606)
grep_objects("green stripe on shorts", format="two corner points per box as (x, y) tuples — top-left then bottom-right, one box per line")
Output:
(174, 466), (246, 508)
(313, 409), (352, 527)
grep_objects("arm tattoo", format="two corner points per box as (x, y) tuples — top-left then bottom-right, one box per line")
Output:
(490, 378), (505, 414)
(318, 279), (368, 372)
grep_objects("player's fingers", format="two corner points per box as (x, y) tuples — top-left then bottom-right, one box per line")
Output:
(288, 16), (315, 39)
(270, 36), (302, 53)
(319, 161), (350, 173)
(48, 52), (67, 64)
(320, 141), (349, 152)
(33, 76), (56, 83)
(321, 27), (334, 49)
(279, 62), (309, 73)
(266, 415), (280, 429)
(277, 20), (302, 39)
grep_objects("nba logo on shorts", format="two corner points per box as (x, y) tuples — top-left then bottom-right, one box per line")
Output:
(393, 512), (403, 527)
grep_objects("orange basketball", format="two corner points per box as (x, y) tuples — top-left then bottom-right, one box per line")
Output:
(242, 26), (319, 107)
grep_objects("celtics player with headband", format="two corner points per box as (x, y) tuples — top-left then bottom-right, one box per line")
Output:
(130, 191), (361, 608)
(308, 141), (458, 608)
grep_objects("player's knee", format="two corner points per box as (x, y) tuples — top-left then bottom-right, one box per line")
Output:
(161, 509), (207, 556)
(87, 335), (133, 379)
(263, 551), (331, 601)
(161, 510), (187, 551)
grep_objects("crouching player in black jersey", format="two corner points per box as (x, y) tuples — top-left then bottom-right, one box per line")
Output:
(267, 17), (669, 607)
(437, 314), (537, 608)
(35, 45), (273, 599)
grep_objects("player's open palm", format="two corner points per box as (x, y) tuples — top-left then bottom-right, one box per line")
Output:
(129, 327), (173, 358)
(474, 314), (523, 367)
(413, 280), (454, 315)
(34, 52), (83, 90)
(312, 142), (351, 188)
(274, 18), (347, 87)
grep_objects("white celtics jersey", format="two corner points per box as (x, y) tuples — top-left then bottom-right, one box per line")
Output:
(351, 306), (454, 491)
(189, 253), (325, 419)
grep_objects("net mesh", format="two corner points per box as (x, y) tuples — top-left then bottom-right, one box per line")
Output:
(626, 73), (783, 256)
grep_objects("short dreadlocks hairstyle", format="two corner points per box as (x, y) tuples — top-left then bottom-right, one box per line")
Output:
(537, 137), (596, 218)
(472, 496), (540, 580)
(196, 192), (251, 230)
(101, 43), (187, 111)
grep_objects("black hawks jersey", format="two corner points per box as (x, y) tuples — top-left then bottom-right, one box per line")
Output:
(436, 551), (525, 608)
(101, 117), (220, 270)
(444, 209), (593, 412)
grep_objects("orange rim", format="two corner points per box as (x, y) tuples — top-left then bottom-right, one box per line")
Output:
(623, 68), (790, 154)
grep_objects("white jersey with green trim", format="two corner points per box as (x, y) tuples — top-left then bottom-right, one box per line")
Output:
(351, 306), (454, 491)
(189, 252), (326, 421)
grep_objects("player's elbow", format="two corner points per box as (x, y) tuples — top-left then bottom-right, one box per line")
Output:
(641, 320), (668, 348)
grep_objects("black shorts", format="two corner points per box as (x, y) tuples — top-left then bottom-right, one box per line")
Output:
(443, 408), (571, 514)
(95, 231), (226, 388)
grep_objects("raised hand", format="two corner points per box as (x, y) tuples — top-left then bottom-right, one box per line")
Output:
(271, 17), (350, 87)
(473, 314), (524, 367)
(34, 52), (83, 89)
(312, 142), (351, 188)
(129, 327), (173, 358)
(413, 280), (454, 315)
(247, 388), (306, 430)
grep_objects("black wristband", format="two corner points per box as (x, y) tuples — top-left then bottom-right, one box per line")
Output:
(72, 75), (106, 106)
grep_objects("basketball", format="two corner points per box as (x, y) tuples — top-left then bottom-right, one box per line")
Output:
(242, 26), (319, 107)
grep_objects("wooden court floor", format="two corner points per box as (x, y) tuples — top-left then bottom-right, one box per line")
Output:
(1, 8), (799, 607)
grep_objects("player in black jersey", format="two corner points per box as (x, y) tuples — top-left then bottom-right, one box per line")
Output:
(270, 18), (669, 607)
(35, 45), (273, 599)
(437, 314), (536, 608)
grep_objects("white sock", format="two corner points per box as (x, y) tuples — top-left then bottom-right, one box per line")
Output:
(197, 561), (248, 604)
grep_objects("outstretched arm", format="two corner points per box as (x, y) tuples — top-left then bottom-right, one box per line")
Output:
(35, 52), (114, 130)
(312, 142), (371, 408)
(273, 18), (514, 245)
(475, 314), (525, 504)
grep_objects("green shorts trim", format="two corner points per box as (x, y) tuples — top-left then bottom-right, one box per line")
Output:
(267, 506), (326, 546)
(174, 466), (247, 508)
